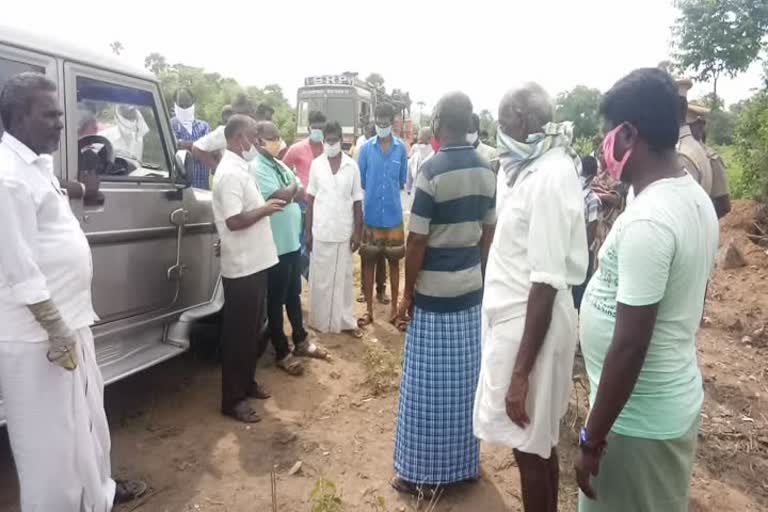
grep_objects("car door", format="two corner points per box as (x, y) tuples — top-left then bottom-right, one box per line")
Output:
(64, 64), (187, 324)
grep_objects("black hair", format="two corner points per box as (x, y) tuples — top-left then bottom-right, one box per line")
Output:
(0, 72), (57, 130)
(224, 114), (253, 141)
(232, 93), (255, 115)
(599, 68), (680, 153)
(308, 110), (327, 125)
(471, 113), (481, 132)
(374, 102), (396, 122)
(324, 120), (342, 138)
(435, 92), (473, 135)
(257, 103), (275, 117)
(580, 155), (598, 178)
(175, 88), (195, 103)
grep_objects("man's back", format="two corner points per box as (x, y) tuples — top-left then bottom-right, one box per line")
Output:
(484, 147), (587, 322)
(678, 125), (712, 194)
(409, 145), (496, 313)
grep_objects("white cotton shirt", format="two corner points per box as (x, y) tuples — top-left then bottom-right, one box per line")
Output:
(483, 147), (588, 324)
(194, 125), (227, 152)
(0, 133), (98, 342)
(307, 153), (364, 243)
(212, 150), (278, 278)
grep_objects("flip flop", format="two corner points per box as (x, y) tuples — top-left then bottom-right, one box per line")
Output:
(357, 313), (374, 328)
(294, 342), (329, 360)
(356, 294), (366, 304)
(248, 382), (271, 400)
(226, 401), (262, 423)
(276, 354), (304, 376)
(343, 328), (364, 339)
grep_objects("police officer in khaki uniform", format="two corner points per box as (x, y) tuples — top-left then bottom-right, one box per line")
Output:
(687, 102), (731, 218)
(676, 78), (714, 195)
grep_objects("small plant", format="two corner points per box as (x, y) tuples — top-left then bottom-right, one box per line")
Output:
(310, 478), (344, 512)
(362, 344), (401, 396)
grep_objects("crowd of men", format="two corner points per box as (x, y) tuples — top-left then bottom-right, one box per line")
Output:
(0, 65), (727, 511)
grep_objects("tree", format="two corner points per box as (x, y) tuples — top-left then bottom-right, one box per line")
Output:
(110, 41), (124, 56)
(657, 60), (678, 75)
(555, 86), (602, 139)
(673, 0), (768, 100)
(366, 73), (385, 90)
(478, 110), (497, 147)
(144, 53), (168, 76)
(734, 91), (768, 199)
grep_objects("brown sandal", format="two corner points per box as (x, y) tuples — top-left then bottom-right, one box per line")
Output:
(293, 342), (329, 360)
(357, 313), (374, 328)
(343, 328), (364, 339)
(276, 355), (304, 376)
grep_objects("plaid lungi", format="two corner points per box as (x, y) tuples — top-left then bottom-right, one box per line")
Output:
(394, 304), (482, 484)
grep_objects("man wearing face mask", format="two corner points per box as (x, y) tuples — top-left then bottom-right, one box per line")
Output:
(171, 88), (211, 189)
(575, 68), (718, 512)
(469, 113), (497, 164)
(473, 83), (587, 512)
(252, 121), (328, 372)
(357, 102), (409, 329)
(283, 111), (326, 188)
(212, 115), (284, 423)
(305, 121), (364, 337)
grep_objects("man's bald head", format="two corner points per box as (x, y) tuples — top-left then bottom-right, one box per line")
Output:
(498, 83), (554, 142)
(225, 114), (258, 156)
(434, 91), (473, 143)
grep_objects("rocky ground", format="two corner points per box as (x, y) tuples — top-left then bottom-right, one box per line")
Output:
(0, 200), (767, 511)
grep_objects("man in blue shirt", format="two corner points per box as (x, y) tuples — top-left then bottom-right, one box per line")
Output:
(170, 88), (211, 189)
(357, 103), (408, 327)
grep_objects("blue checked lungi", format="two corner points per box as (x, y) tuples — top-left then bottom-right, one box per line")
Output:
(393, 304), (482, 484)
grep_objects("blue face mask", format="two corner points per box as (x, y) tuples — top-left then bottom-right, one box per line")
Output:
(376, 125), (392, 138)
(309, 129), (324, 143)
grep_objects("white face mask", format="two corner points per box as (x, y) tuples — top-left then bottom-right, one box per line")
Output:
(241, 138), (259, 161)
(174, 103), (195, 131)
(324, 141), (342, 158)
(466, 131), (479, 145)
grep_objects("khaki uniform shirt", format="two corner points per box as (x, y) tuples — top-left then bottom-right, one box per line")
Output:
(704, 145), (730, 199)
(677, 125), (713, 195)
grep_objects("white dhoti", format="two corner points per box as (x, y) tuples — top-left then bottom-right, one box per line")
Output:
(308, 241), (357, 333)
(0, 327), (115, 511)
(473, 293), (578, 459)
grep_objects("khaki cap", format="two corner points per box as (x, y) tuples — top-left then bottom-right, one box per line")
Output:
(676, 78), (693, 98)
(686, 103), (710, 124)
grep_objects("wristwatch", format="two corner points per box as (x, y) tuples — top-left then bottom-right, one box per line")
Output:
(579, 427), (606, 453)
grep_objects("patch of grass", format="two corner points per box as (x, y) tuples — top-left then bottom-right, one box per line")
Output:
(362, 343), (401, 396)
(310, 478), (344, 512)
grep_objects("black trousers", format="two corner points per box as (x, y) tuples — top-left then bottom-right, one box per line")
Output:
(221, 270), (268, 413)
(572, 250), (595, 311)
(359, 253), (387, 295)
(267, 250), (308, 360)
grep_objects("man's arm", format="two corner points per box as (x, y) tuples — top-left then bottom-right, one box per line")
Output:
(225, 199), (284, 231)
(358, 144), (368, 189)
(403, 232), (428, 307)
(399, 145), (408, 190)
(191, 145), (221, 170)
(587, 220), (598, 250)
(268, 182), (298, 203)
(712, 195), (731, 219)
(305, 194), (315, 252)
(352, 200), (363, 251)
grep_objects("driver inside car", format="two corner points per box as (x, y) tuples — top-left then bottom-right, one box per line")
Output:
(100, 104), (149, 162)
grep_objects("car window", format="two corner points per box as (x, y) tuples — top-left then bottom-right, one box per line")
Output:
(0, 57), (45, 133)
(76, 76), (170, 180)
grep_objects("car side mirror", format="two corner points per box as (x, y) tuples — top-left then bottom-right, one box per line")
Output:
(175, 150), (194, 188)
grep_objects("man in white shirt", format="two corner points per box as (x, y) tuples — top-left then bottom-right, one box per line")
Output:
(0, 72), (146, 511)
(193, 95), (254, 170)
(473, 83), (587, 512)
(305, 121), (364, 336)
(212, 114), (284, 423)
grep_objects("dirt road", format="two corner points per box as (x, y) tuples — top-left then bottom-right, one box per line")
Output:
(0, 201), (766, 511)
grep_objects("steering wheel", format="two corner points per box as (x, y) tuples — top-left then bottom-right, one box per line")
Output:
(78, 135), (115, 175)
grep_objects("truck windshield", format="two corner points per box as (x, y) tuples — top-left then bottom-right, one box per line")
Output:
(326, 98), (355, 127)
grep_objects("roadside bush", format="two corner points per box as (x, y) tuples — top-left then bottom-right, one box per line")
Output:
(734, 92), (768, 202)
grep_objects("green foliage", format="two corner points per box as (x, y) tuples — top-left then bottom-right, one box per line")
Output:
(310, 478), (344, 512)
(734, 92), (768, 201)
(715, 145), (746, 199)
(706, 109), (737, 145)
(147, 54), (297, 144)
(572, 136), (594, 157)
(673, 0), (768, 96)
(555, 86), (602, 140)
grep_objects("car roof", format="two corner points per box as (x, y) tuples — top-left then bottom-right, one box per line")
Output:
(0, 25), (156, 82)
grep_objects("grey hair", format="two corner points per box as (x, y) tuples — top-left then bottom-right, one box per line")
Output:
(499, 82), (555, 133)
(0, 72), (57, 130)
(224, 114), (256, 141)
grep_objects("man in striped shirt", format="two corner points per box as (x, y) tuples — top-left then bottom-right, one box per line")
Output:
(171, 88), (211, 189)
(392, 91), (496, 495)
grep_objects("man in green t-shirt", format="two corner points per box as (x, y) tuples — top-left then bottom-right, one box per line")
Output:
(251, 122), (329, 377)
(576, 68), (719, 512)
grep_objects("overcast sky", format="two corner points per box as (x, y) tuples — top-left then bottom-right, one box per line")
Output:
(5, 0), (764, 113)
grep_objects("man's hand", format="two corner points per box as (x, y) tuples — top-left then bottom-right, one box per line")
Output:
(505, 372), (530, 428)
(264, 198), (286, 215)
(398, 292), (413, 322)
(350, 232), (361, 253)
(177, 140), (193, 151)
(575, 448), (603, 500)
